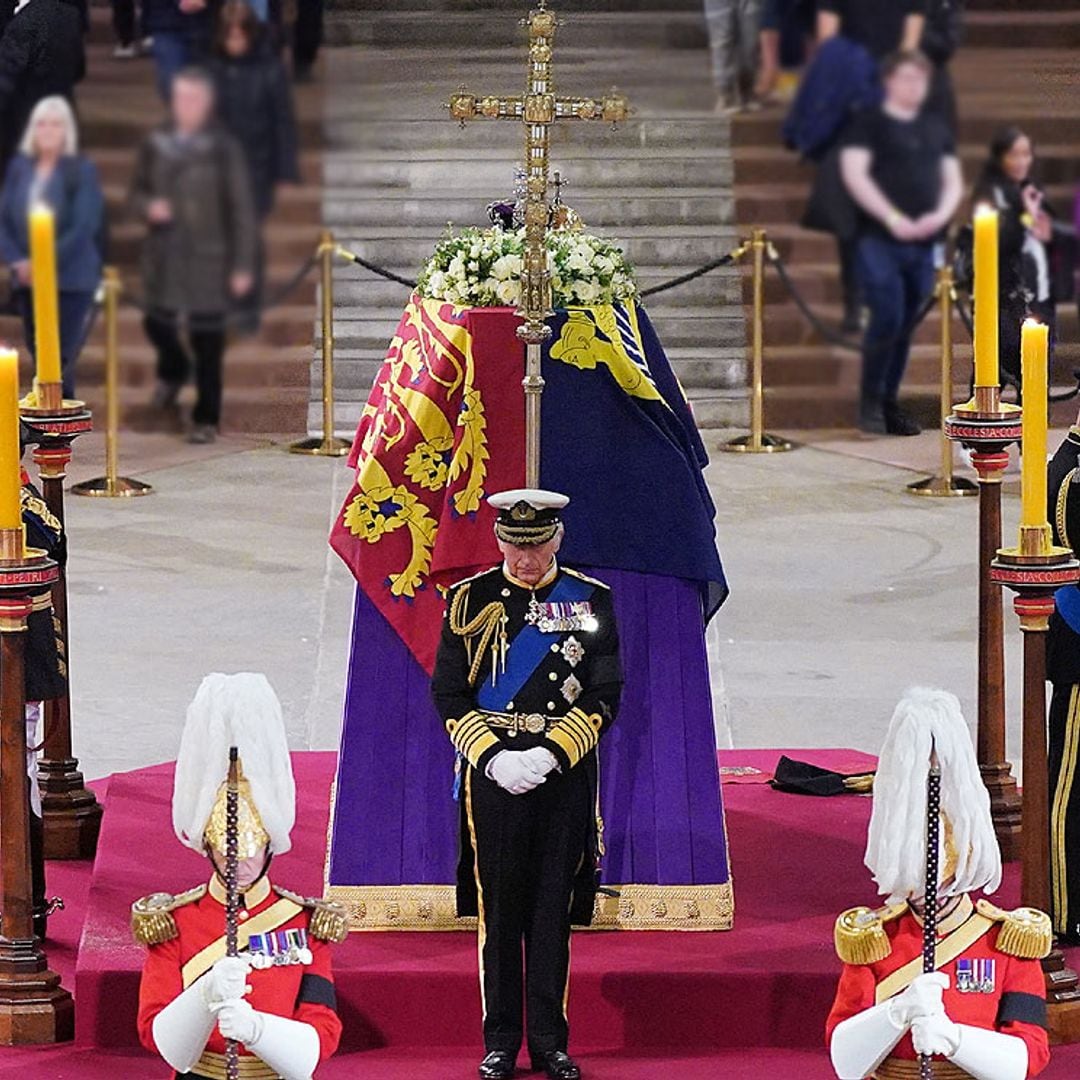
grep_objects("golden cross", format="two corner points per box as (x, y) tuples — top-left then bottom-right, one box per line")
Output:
(448, 1), (630, 486)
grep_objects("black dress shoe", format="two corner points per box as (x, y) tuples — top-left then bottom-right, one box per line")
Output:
(479, 1050), (517, 1079)
(531, 1050), (581, 1079)
(883, 401), (922, 437)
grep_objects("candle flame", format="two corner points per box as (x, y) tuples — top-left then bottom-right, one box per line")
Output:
(1022, 317), (1044, 329)
(974, 202), (997, 219)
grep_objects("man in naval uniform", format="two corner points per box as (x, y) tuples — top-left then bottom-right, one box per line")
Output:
(18, 422), (67, 941)
(432, 489), (623, 1080)
(827, 688), (1051, 1080)
(134, 673), (347, 1080)
(1046, 419), (1080, 943)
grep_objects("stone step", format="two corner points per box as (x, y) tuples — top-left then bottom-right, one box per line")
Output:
(322, 151), (734, 191)
(323, 117), (732, 152)
(327, 0), (702, 10)
(324, 11), (707, 50)
(965, 10), (1080, 49)
(325, 189), (735, 229)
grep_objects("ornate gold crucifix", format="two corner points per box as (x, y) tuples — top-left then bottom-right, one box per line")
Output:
(448, 1), (630, 487)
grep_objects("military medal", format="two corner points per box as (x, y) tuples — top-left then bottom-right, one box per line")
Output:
(956, 957), (995, 993)
(247, 928), (313, 970)
(526, 595), (598, 634)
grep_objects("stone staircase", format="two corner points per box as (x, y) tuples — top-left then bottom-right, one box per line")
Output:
(731, 0), (1080, 429)
(316, 0), (749, 435)
(15, 4), (327, 435)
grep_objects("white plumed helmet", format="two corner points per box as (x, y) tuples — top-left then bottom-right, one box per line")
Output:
(172, 672), (296, 858)
(865, 687), (1002, 904)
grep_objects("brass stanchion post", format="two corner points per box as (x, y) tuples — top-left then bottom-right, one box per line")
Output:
(719, 229), (794, 454)
(907, 267), (977, 497)
(289, 232), (350, 457)
(71, 269), (153, 498)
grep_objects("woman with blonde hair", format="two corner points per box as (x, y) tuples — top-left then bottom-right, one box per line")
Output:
(0, 95), (105, 400)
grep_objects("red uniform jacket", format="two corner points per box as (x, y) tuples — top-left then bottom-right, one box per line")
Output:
(138, 879), (343, 1072)
(826, 902), (1050, 1077)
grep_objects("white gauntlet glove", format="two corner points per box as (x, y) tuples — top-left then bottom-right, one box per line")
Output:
(886, 972), (948, 1027)
(911, 1013), (960, 1057)
(213, 998), (263, 1046)
(202, 956), (252, 1006)
(487, 750), (547, 795)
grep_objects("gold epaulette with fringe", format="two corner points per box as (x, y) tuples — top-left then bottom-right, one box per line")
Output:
(131, 885), (207, 946)
(835, 902), (909, 964)
(976, 899), (1053, 960)
(275, 888), (350, 944)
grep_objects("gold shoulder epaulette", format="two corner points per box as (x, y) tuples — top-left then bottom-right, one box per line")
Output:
(835, 902), (908, 965)
(275, 887), (350, 944)
(131, 885), (207, 946)
(976, 899), (1052, 960)
(563, 567), (610, 590)
(449, 567), (499, 592)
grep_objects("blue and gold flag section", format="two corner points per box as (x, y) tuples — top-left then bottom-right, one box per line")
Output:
(328, 296), (732, 930)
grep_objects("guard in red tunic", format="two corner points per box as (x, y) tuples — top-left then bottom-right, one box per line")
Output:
(827, 688), (1052, 1080)
(134, 673), (347, 1080)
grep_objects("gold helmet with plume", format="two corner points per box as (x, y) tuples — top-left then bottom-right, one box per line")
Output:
(172, 673), (296, 860)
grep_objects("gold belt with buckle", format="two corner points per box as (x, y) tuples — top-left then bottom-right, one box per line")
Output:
(483, 711), (560, 736)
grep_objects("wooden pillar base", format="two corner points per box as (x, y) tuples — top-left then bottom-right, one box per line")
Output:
(0, 939), (74, 1045)
(39, 758), (102, 861)
(1046, 947), (1080, 1044)
(979, 762), (1023, 862)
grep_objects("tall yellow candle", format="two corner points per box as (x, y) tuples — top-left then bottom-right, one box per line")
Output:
(973, 204), (999, 389)
(1020, 319), (1049, 530)
(28, 202), (62, 387)
(0, 349), (22, 533)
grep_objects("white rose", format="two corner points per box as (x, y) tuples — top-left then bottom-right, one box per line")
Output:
(448, 256), (466, 280)
(427, 270), (447, 296)
(482, 277), (500, 295)
(565, 249), (592, 273)
(574, 279), (600, 304)
(492, 254), (523, 281)
(496, 279), (522, 305)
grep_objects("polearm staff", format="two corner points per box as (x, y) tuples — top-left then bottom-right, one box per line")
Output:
(224, 747), (241, 1080)
(920, 750), (942, 1080)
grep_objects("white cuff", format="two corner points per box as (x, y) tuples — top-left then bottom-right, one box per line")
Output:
(830, 1001), (906, 1080)
(151, 980), (216, 1074)
(948, 1024), (1029, 1080)
(248, 1012), (321, 1080)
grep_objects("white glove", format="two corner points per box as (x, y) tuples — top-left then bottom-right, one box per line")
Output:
(152, 980), (217, 1073)
(201, 956), (252, 1006)
(886, 972), (948, 1028)
(948, 1024), (1029, 1080)
(911, 1013), (961, 1058)
(487, 750), (547, 795)
(249, 1012), (321, 1080)
(212, 998), (263, 1047)
(520, 746), (558, 777)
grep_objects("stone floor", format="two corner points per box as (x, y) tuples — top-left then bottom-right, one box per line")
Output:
(60, 421), (1045, 782)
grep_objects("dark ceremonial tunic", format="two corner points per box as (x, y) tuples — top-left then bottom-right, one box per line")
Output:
(432, 562), (623, 1058)
(19, 479), (66, 703)
(1047, 426), (1080, 941)
(827, 898), (1050, 1078)
(137, 880), (343, 1080)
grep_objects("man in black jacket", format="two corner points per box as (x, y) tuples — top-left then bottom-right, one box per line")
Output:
(432, 490), (623, 1080)
(0, 0), (85, 172)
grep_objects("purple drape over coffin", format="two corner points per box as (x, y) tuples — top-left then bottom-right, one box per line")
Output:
(328, 567), (730, 891)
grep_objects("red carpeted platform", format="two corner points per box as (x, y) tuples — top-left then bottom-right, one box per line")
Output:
(7, 750), (1080, 1077)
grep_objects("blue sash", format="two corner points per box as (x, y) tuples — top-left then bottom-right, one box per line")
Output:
(476, 574), (595, 711)
(1056, 585), (1080, 635)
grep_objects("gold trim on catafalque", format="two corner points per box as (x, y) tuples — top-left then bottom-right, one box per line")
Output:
(325, 883), (734, 932)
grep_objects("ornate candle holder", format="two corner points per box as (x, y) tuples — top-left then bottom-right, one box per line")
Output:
(944, 387), (1024, 859)
(990, 533), (1080, 1041)
(0, 529), (73, 1044)
(19, 403), (100, 861)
